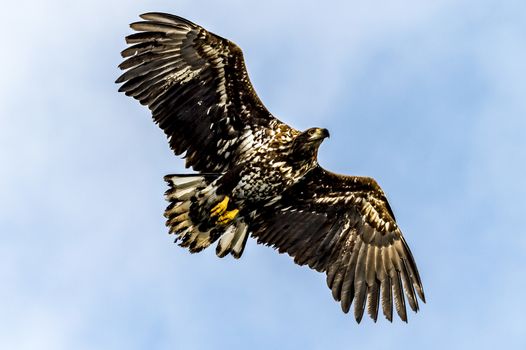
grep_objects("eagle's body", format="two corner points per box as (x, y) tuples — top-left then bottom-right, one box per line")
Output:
(117, 12), (425, 323)
(227, 121), (304, 202)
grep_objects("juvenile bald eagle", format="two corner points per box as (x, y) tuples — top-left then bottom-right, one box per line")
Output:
(116, 12), (425, 323)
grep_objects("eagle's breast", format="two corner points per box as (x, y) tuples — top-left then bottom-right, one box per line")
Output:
(231, 123), (309, 202)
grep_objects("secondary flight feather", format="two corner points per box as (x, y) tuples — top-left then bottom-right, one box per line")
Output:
(116, 12), (425, 323)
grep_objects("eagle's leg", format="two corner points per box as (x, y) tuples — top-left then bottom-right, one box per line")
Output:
(164, 175), (248, 258)
(210, 196), (239, 226)
(216, 208), (239, 225)
(210, 196), (229, 217)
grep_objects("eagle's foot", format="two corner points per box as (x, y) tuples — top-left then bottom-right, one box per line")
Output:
(210, 196), (229, 218)
(216, 208), (239, 226)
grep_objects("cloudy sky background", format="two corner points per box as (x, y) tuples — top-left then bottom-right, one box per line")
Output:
(1, 0), (525, 349)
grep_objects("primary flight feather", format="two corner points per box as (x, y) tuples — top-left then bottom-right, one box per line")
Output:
(116, 12), (425, 323)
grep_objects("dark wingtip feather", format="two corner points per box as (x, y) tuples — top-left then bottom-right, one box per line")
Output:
(400, 259), (419, 312)
(399, 236), (426, 304)
(418, 286), (426, 303)
(140, 12), (171, 20)
(353, 281), (367, 323)
(139, 12), (197, 27)
(340, 279), (353, 314)
(367, 282), (380, 322)
(392, 271), (408, 322)
(115, 74), (125, 84)
(381, 278), (393, 322)
(355, 314), (363, 324)
(129, 21), (178, 33)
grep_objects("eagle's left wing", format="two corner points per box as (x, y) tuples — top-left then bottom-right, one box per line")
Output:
(249, 166), (425, 323)
(116, 13), (292, 172)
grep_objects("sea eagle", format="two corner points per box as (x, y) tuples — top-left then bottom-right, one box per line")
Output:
(116, 12), (425, 323)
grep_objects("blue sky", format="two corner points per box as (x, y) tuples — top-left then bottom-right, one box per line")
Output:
(1, 1), (525, 349)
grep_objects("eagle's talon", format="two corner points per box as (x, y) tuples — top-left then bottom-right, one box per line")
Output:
(210, 197), (229, 217)
(216, 208), (239, 225)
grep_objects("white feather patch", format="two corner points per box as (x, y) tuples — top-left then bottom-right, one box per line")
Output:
(231, 222), (248, 256)
(216, 225), (237, 257)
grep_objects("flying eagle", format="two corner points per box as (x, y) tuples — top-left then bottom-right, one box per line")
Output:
(116, 12), (425, 323)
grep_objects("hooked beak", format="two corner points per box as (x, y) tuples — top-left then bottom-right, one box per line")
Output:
(309, 128), (330, 141)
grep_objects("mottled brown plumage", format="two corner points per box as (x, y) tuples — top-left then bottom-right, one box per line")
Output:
(117, 12), (425, 323)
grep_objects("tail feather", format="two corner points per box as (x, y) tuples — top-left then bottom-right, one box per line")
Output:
(164, 174), (219, 253)
(163, 174), (249, 257)
(231, 224), (250, 258)
(216, 221), (248, 258)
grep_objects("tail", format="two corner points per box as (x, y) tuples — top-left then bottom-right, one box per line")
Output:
(163, 174), (249, 258)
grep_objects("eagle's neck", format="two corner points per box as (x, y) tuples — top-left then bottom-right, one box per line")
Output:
(288, 146), (319, 173)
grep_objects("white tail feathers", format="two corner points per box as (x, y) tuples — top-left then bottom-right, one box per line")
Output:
(164, 175), (214, 252)
(216, 221), (249, 258)
(163, 174), (249, 258)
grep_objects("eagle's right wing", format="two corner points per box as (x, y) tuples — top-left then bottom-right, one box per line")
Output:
(116, 12), (292, 172)
(249, 166), (425, 323)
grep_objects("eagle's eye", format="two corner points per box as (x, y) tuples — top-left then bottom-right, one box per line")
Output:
(308, 129), (316, 135)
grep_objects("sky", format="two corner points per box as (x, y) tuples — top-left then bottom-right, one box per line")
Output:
(1, 0), (525, 349)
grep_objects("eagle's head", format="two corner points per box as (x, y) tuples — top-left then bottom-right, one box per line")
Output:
(291, 127), (330, 162)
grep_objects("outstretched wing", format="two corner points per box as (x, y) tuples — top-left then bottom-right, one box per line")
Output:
(116, 12), (289, 172)
(249, 167), (425, 322)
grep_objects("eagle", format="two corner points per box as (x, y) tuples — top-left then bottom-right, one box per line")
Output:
(116, 12), (425, 323)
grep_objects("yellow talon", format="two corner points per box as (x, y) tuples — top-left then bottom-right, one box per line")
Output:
(216, 209), (239, 225)
(210, 197), (229, 217)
